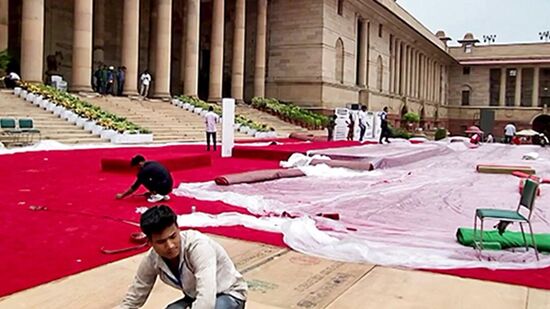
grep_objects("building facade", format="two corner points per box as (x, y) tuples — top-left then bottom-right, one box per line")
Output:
(1, 0), (549, 135)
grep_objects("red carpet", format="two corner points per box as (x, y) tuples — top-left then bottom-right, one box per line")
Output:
(233, 140), (360, 161)
(101, 153), (212, 173)
(1, 141), (550, 297)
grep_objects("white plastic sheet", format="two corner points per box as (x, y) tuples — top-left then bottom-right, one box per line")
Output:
(175, 142), (550, 269)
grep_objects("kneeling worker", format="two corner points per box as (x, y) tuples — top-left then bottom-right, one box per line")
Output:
(116, 155), (174, 203)
(119, 205), (247, 309)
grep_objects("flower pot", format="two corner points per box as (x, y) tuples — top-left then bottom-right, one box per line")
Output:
(20, 90), (28, 99)
(53, 105), (64, 116)
(39, 99), (48, 109)
(171, 99), (179, 105)
(199, 110), (207, 117)
(89, 124), (102, 135)
(13, 87), (21, 96)
(67, 113), (79, 124)
(61, 109), (73, 120)
(111, 132), (154, 144)
(32, 95), (41, 105)
(46, 101), (56, 112)
(247, 129), (257, 136)
(83, 121), (96, 132)
(100, 129), (117, 140)
(75, 117), (87, 128)
(193, 107), (202, 114)
(239, 126), (249, 133)
(182, 103), (190, 109)
(26, 92), (35, 102)
(234, 123), (242, 130)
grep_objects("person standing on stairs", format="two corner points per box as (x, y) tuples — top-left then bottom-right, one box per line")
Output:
(205, 106), (220, 151)
(140, 70), (152, 99)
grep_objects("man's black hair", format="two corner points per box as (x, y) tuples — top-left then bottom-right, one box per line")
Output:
(208, 106), (214, 112)
(361, 105), (367, 111)
(130, 154), (146, 167)
(140, 205), (178, 238)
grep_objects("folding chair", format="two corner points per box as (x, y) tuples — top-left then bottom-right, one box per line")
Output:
(0, 117), (22, 146)
(18, 118), (41, 145)
(473, 178), (540, 260)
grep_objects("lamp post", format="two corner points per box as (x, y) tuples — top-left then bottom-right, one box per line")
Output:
(482, 34), (496, 44)
(539, 31), (550, 42)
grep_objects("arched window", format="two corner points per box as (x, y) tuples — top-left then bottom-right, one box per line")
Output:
(335, 38), (344, 84)
(461, 84), (472, 106)
(377, 55), (383, 91)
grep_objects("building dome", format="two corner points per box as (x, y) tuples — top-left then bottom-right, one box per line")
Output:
(463, 33), (475, 41)
(435, 30), (446, 38)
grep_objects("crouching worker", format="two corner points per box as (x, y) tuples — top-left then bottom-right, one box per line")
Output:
(119, 205), (247, 309)
(116, 155), (174, 203)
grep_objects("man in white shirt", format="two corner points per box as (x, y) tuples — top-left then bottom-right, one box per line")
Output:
(504, 122), (516, 144)
(204, 106), (220, 151)
(139, 70), (152, 98)
(357, 105), (370, 142)
(119, 205), (247, 309)
(3, 71), (21, 89)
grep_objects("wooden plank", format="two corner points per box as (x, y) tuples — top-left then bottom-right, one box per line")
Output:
(326, 267), (528, 309)
(527, 288), (550, 309)
(245, 250), (374, 309)
(477, 164), (535, 175)
(0, 236), (286, 309)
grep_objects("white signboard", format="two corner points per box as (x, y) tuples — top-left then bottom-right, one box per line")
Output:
(221, 98), (235, 157)
(334, 108), (349, 141)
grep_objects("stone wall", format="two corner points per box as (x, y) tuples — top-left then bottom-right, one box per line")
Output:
(264, 0), (324, 105)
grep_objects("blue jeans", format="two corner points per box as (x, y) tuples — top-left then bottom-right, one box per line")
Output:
(166, 294), (245, 309)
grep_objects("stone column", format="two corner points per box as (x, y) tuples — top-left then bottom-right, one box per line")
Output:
(389, 37), (395, 93)
(154, 0), (172, 98)
(532, 67), (540, 107)
(499, 67), (507, 106)
(357, 19), (368, 87)
(395, 40), (401, 95)
(403, 45), (408, 96)
(0, 0), (8, 51)
(71, 0), (93, 92)
(208, 0), (225, 102)
(184, 0), (200, 96)
(413, 51), (418, 98)
(514, 68), (522, 107)
(254, 0), (268, 98)
(121, 0), (140, 96)
(93, 0), (105, 67)
(231, 0), (246, 102)
(148, 0), (158, 77)
(21, 0), (44, 83)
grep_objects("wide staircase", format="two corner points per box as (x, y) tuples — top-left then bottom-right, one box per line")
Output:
(0, 90), (105, 144)
(83, 96), (252, 143)
(83, 96), (312, 143)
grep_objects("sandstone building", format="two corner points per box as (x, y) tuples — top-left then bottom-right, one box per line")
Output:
(1, 0), (549, 136)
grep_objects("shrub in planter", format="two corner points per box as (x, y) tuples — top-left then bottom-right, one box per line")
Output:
(390, 126), (412, 139)
(434, 128), (448, 141)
